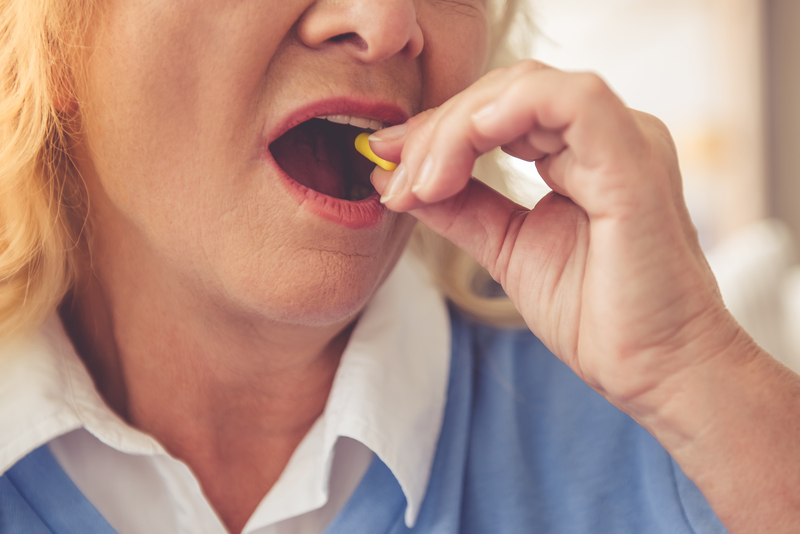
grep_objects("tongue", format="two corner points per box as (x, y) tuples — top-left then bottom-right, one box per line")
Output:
(270, 119), (350, 198)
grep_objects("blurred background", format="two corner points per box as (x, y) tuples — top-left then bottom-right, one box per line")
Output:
(510, 0), (800, 369)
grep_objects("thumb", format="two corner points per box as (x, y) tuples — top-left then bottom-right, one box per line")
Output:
(372, 167), (527, 277)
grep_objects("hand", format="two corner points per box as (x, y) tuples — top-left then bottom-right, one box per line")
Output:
(369, 60), (800, 533)
(369, 60), (744, 419)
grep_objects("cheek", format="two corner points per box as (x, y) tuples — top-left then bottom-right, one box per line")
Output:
(420, 11), (489, 108)
(74, 0), (305, 236)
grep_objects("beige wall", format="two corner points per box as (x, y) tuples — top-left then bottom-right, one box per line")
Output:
(710, 0), (768, 239)
(526, 0), (768, 247)
(766, 0), (800, 247)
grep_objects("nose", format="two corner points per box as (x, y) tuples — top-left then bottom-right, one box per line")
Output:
(297, 0), (424, 63)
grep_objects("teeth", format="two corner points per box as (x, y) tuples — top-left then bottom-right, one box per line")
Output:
(317, 115), (386, 131)
(324, 114), (350, 125)
(349, 116), (372, 129)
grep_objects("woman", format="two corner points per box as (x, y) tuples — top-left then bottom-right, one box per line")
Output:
(0, 0), (797, 533)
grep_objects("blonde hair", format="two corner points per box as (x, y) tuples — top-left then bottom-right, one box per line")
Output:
(0, 0), (532, 339)
(0, 0), (97, 339)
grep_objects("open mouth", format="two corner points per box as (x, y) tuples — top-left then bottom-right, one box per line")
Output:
(269, 116), (387, 202)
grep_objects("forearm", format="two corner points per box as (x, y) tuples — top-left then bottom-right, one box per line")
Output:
(636, 326), (800, 534)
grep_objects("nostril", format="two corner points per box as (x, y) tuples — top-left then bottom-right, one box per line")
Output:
(330, 32), (355, 43)
(329, 32), (368, 51)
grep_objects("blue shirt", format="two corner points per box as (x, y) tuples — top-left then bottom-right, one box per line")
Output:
(0, 307), (728, 533)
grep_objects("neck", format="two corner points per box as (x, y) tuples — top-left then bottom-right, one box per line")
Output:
(60, 238), (356, 533)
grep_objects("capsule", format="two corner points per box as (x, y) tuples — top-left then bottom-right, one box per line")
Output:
(354, 132), (398, 171)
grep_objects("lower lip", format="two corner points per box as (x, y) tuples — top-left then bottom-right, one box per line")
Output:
(269, 157), (386, 229)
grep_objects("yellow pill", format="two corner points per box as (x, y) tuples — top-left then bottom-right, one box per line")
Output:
(354, 132), (398, 171)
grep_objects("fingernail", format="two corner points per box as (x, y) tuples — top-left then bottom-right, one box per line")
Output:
(411, 154), (435, 194)
(380, 163), (408, 203)
(369, 123), (408, 142)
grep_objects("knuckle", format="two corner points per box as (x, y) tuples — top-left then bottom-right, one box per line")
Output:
(512, 59), (546, 77)
(401, 121), (435, 158)
(482, 66), (509, 79)
(407, 108), (437, 128)
(402, 131), (430, 158)
(646, 114), (671, 137)
(574, 72), (611, 100)
(636, 111), (676, 146)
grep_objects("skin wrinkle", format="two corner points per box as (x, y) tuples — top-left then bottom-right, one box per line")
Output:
(299, 245), (373, 260)
(619, 309), (739, 418)
(511, 194), (584, 357)
(433, 0), (485, 18)
(472, 194), (515, 272)
(492, 207), (527, 288)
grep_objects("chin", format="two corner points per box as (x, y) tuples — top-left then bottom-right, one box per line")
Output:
(216, 247), (399, 329)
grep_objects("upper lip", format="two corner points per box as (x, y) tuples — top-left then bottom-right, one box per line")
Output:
(266, 97), (411, 145)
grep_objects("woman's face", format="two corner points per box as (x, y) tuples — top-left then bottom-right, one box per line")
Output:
(73, 0), (488, 326)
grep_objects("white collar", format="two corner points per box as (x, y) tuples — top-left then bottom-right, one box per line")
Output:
(0, 251), (450, 529)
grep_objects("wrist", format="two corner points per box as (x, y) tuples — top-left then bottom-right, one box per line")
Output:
(600, 302), (747, 433)
(630, 321), (760, 454)
(624, 322), (800, 533)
